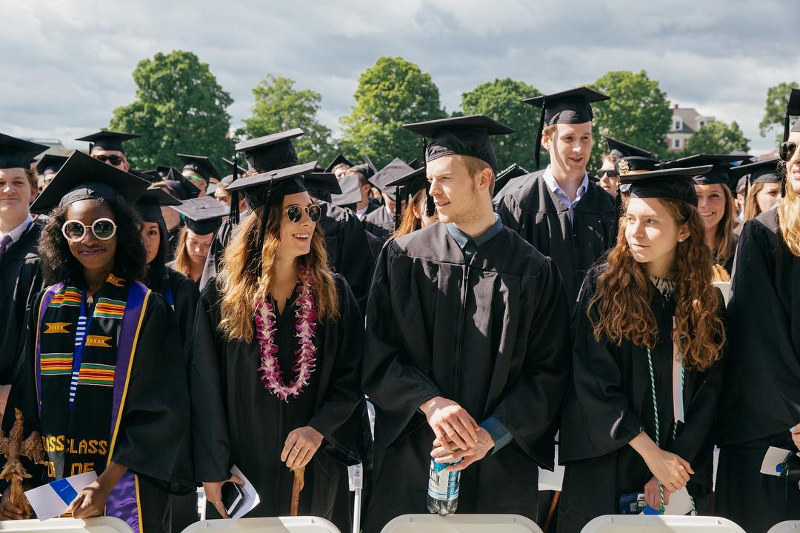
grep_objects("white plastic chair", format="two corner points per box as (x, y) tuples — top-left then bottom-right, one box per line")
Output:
(580, 515), (745, 533)
(767, 522), (800, 533)
(0, 517), (132, 532)
(181, 516), (340, 533)
(380, 514), (543, 533)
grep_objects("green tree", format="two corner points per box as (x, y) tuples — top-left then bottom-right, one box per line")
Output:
(589, 70), (672, 169)
(461, 78), (543, 170)
(339, 57), (446, 168)
(241, 74), (334, 164)
(110, 50), (233, 171)
(759, 81), (798, 140)
(683, 121), (750, 155)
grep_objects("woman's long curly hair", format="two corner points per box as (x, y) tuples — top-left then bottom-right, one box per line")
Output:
(587, 196), (725, 371)
(218, 199), (339, 342)
(777, 159), (800, 257)
(39, 197), (147, 286)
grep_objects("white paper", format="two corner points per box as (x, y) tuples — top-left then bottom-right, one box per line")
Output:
(25, 471), (97, 520)
(230, 465), (259, 519)
(760, 446), (791, 477)
(537, 444), (565, 491)
(347, 463), (363, 491)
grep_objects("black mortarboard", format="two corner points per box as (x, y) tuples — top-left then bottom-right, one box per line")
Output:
(729, 157), (782, 186)
(605, 137), (654, 159)
(407, 158), (423, 170)
(368, 158), (415, 201)
(178, 154), (219, 184)
(222, 157), (247, 176)
(235, 128), (304, 173)
(226, 161), (316, 211)
(330, 173), (363, 208)
(135, 187), (181, 224)
(35, 154), (68, 175)
(348, 155), (378, 180)
(324, 154), (354, 173)
(30, 151), (150, 214)
(615, 156), (660, 175)
(523, 87), (610, 170)
(0, 133), (48, 169)
(663, 154), (750, 187)
(207, 183), (218, 196)
(305, 172), (342, 203)
(404, 114), (514, 172)
(494, 163), (529, 193)
(160, 167), (201, 201)
(385, 166), (436, 221)
(785, 88), (800, 141)
(619, 165), (713, 205)
(75, 130), (139, 154)
(169, 196), (229, 235)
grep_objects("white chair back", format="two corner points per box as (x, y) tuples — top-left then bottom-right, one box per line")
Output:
(581, 515), (745, 533)
(767, 522), (800, 533)
(0, 517), (132, 532)
(380, 514), (543, 533)
(181, 516), (340, 533)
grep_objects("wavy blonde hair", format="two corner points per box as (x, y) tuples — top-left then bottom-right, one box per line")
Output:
(218, 201), (339, 342)
(777, 159), (800, 257)
(588, 197), (725, 371)
(708, 184), (737, 268)
(172, 226), (192, 278)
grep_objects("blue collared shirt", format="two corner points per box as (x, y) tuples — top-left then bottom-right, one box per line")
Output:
(443, 214), (513, 454)
(542, 166), (589, 222)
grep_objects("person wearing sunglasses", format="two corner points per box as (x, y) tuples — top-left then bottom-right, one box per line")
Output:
(75, 130), (140, 172)
(0, 152), (192, 532)
(0, 134), (47, 391)
(715, 89), (800, 532)
(191, 164), (367, 532)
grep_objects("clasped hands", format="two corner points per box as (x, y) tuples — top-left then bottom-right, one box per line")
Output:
(420, 396), (495, 472)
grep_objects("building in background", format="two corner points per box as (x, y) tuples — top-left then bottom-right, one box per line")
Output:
(666, 105), (715, 153)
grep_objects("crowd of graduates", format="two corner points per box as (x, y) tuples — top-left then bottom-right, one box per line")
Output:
(0, 85), (799, 533)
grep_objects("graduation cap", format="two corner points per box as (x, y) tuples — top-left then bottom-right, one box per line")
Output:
(324, 154), (354, 173)
(407, 158), (423, 170)
(663, 154), (750, 188)
(75, 130), (139, 154)
(384, 166), (436, 228)
(404, 114), (514, 172)
(523, 87), (609, 170)
(615, 156), (660, 175)
(226, 161), (317, 211)
(134, 187), (182, 224)
(160, 168), (201, 201)
(619, 165), (713, 205)
(305, 172), (342, 203)
(785, 87), (800, 141)
(222, 157), (247, 176)
(494, 163), (530, 193)
(0, 133), (48, 169)
(177, 154), (219, 184)
(368, 158), (415, 202)
(169, 196), (229, 235)
(729, 157), (782, 186)
(235, 128), (304, 173)
(330, 173), (363, 209)
(30, 150), (150, 214)
(605, 137), (654, 160)
(35, 154), (68, 175)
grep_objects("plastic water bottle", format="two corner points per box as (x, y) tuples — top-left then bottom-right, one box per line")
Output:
(426, 456), (460, 515)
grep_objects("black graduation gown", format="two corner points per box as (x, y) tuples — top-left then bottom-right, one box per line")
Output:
(5, 284), (193, 531)
(363, 205), (395, 243)
(362, 222), (571, 533)
(166, 221), (184, 263)
(557, 266), (725, 533)
(191, 275), (367, 532)
(715, 208), (800, 533)
(198, 218), (235, 292)
(494, 171), (616, 310)
(0, 221), (43, 384)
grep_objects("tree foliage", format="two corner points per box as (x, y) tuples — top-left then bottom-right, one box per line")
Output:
(339, 57), (446, 168)
(110, 50), (233, 171)
(589, 70), (672, 169)
(683, 121), (750, 155)
(461, 78), (543, 171)
(759, 81), (798, 140)
(241, 74), (334, 164)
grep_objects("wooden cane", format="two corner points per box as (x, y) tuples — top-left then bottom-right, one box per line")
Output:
(543, 491), (560, 533)
(290, 467), (305, 516)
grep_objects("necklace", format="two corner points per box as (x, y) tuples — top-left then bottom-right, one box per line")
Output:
(254, 266), (317, 401)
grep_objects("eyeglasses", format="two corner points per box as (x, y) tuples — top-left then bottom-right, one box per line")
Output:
(780, 141), (799, 162)
(285, 204), (322, 223)
(598, 170), (619, 178)
(61, 218), (117, 242)
(93, 154), (124, 166)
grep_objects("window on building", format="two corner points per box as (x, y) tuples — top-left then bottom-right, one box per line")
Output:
(673, 138), (682, 149)
(674, 119), (682, 130)
(698, 119), (706, 127)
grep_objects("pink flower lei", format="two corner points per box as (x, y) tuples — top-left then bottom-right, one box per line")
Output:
(254, 265), (318, 401)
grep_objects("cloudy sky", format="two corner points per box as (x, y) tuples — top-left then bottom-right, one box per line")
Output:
(1, 0), (797, 155)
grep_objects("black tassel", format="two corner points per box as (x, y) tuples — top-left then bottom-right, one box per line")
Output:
(394, 185), (402, 230)
(611, 188), (623, 246)
(229, 155), (240, 225)
(534, 96), (547, 171)
(784, 112), (791, 143)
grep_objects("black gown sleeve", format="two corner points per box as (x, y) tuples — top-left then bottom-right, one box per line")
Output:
(190, 284), (231, 482)
(362, 243), (442, 445)
(335, 215), (374, 315)
(168, 268), (200, 364)
(110, 292), (194, 488)
(494, 192), (522, 234)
